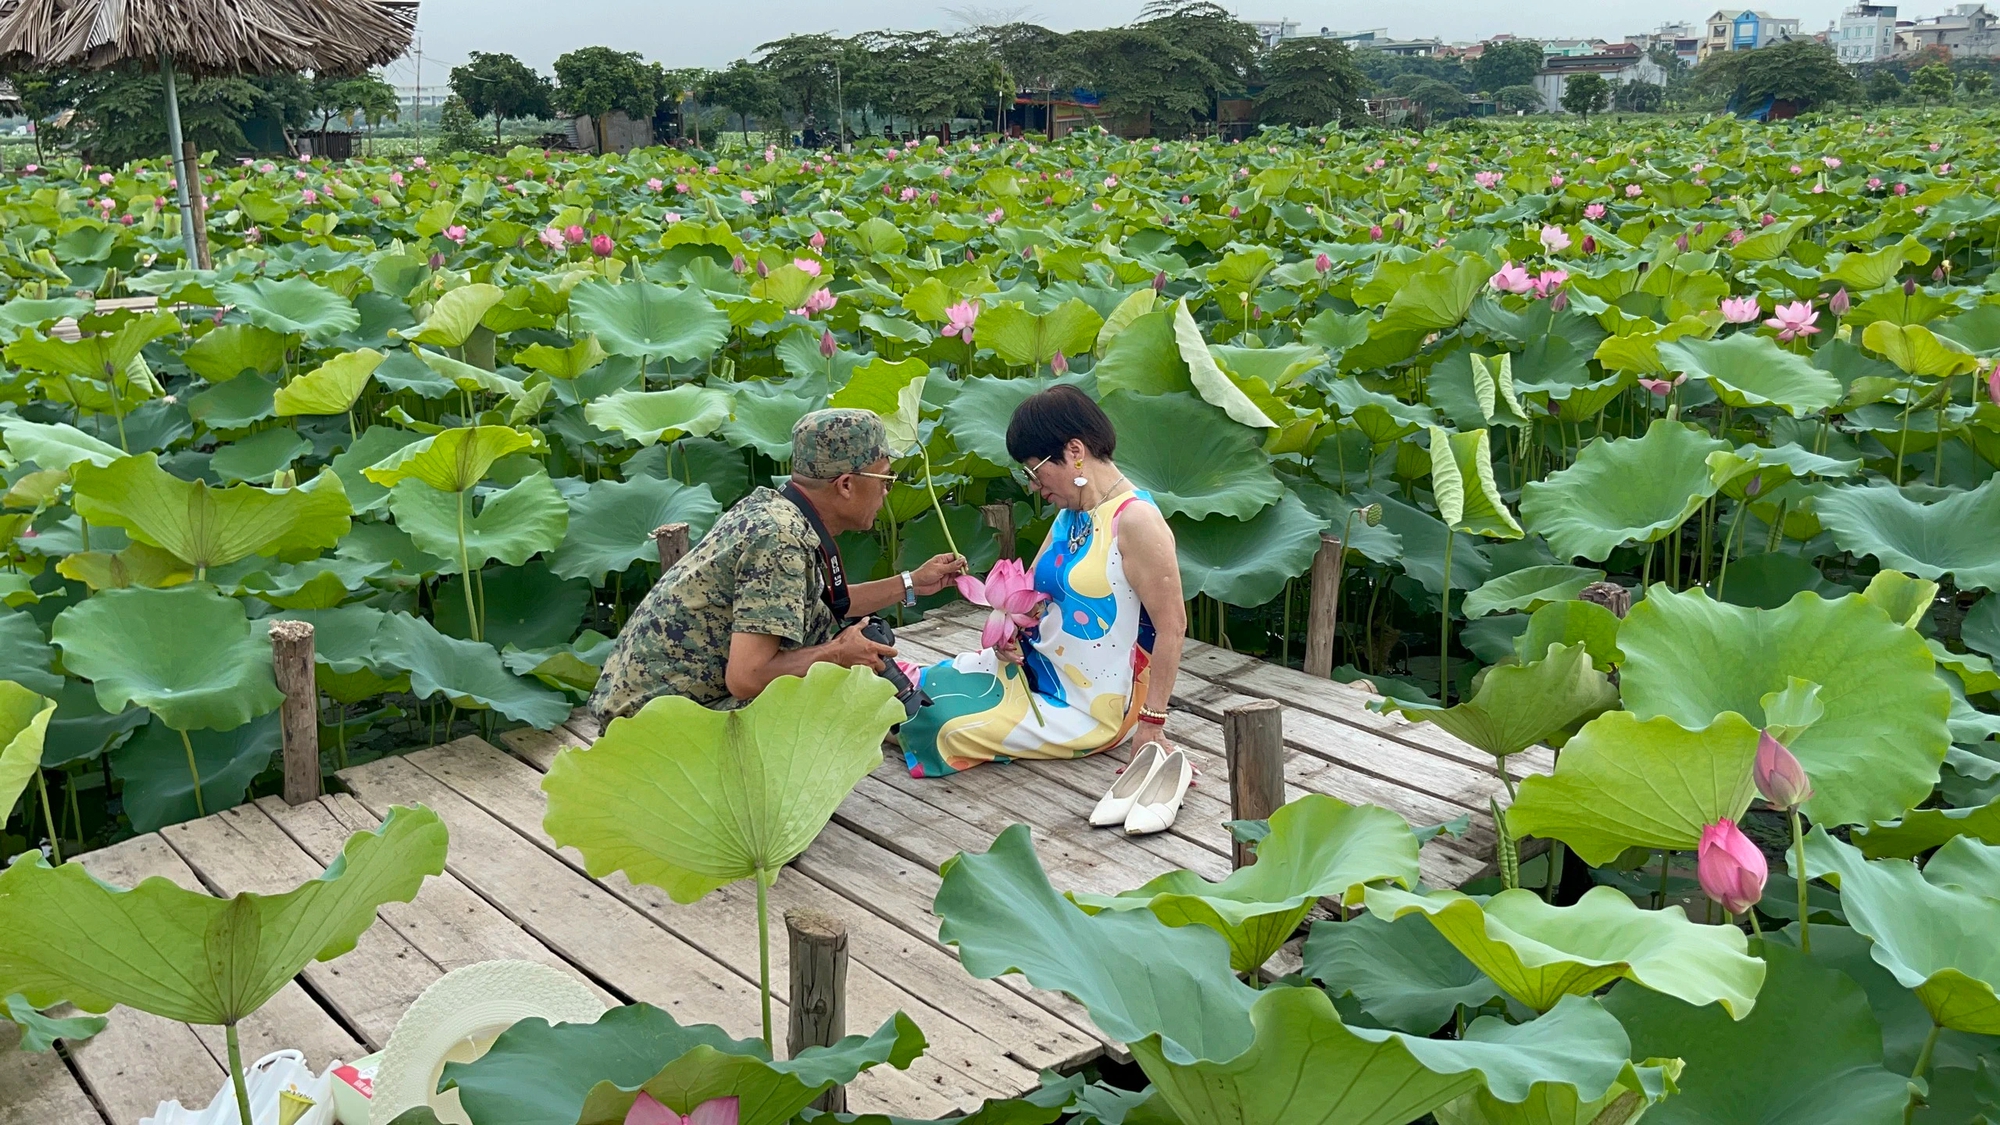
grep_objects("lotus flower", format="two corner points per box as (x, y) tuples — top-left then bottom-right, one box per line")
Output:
(1474, 171), (1501, 189)
(625, 1093), (737, 1125)
(957, 559), (1049, 650)
(1369, 224), (1383, 241)
(1697, 819), (1767, 916)
(794, 257), (822, 277)
(740, 190), (758, 203)
(1625, 183), (1643, 198)
(944, 300), (980, 342)
(1584, 203), (1607, 220)
(1720, 296), (1761, 323)
(1753, 730), (1814, 811)
(1581, 235), (1597, 255)
(1314, 252), (1331, 274)
(1639, 374), (1687, 397)
(1539, 225), (1571, 253)
(647, 177), (664, 191)
(1764, 301), (1820, 341)
(591, 234), (615, 258)
(1152, 270), (1168, 293)
(1531, 269), (1568, 300)
(442, 225), (467, 244)
(819, 329), (837, 358)
(1489, 261), (1534, 295)
(794, 289), (838, 317)
(1987, 362), (2000, 406)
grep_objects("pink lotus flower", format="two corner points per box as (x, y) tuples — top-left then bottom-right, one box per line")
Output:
(98, 171), (113, 185)
(944, 300), (980, 342)
(1895, 182), (1909, 196)
(662, 212), (682, 224)
(1789, 163), (1803, 175)
(809, 230), (826, 249)
(1474, 171), (1501, 189)
(443, 225), (467, 244)
(1639, 374), (1687, 397)
(1753, 730), (1814, 811)
(301, 188), (319, 204)
(1625, 184), (1643, 198)
(1550, 174), (1564, 188)
(793, 288), (837, 317)
(1697, 819), (1767, 916)
(564, 224), (587, 245)
(1764, 301), (1820, 341)
(1824, 156), (1842, 169)
(794, 257), (822, 277)
(1868, 177), (1883, 190)
(1581, 235), (1597, 255)
(1720, 296), (1761, 323)
(1540, 225), (1571, 253)
(591, 233), (615, 258)
(676, 181), (689, 193)
(1369, 224), (1383, 241)
(1531, 269), (1568, 299)
(1829, 288), (1851, 317)
(389, 172), (404, 187)
(1426, 161), (1439, 172)
(957, 559), (1049, 650)
(1584, 202), (1606, 220)
(740, 190), (757, 204)
(625, 1092), (737, 1125)
(1314, 252), (1331, 274)
(539, 226), (566, 250)
(1489, 261), (1534, 295)
(986, 207), (1005, 224)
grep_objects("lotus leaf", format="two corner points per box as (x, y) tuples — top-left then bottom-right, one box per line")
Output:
(1861, 569), (1940, 629)
(1435, 1061), (1681, 1125)
(0, 416), (126, 469)
(371, 612), (571, 727)
(1656, 333), (1843, 416)
(1430, 426), (1523, 539)
(1301, 909), (1503, 1034)
(1102, 390), (1281, 520)
(50, 584), (283, 732)
(1374, 642), (1620, 763)
(0, 681), (55, 820)
(273, 349), (384, 416)
(4, 310), (176, 384)
(977, 297), (1103, 367)
(584, 387), (734, 447)
(363, 425), (536, 492)
(0, 612), (61, 696)
(180, 324), (287, 382)
(1603, 942), (1910, 1125)
(1071, 795), (1421, 973)
(433, 562), (589, 650)
(1363, 885), (1766, 1017)
(1172, 299), (1276, 427)
(1816, 478), (2000, 592)
(400, 283), (505, 348)
(1521, 421), (1729, 561)
(719, 386), (821, 461)
(1364, 488), (1493, 595)
(439, 1003), (925, 1125)
(1511, 599), (1623, 672)
(111, 713), (281, 832)
(1618, 587), (1951, 827)
(547, 475), (722, 584)
(1862, 321), (1980, 378)
(1462, 566), (1605, 618)
(216, 276), (360, 340)
(1170, 493), (1327, 606)
(1093, 308), (1190, 396)
(516, 335), (609, 380)
(569, 279), (731, 363)
(1507, 711), (1761, 865)
(389, 473), (569, 571)
(209, 427), (312, 483)
(70, 454), (351, 574)
(3, 993), (107, 1053)
(1852, 798), (2000, 859)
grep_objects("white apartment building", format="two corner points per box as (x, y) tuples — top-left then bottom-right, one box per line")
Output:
(1836, 3), (1899, 60)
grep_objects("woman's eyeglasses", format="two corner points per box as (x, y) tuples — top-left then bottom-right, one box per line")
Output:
(1010, 457), (1053, 489)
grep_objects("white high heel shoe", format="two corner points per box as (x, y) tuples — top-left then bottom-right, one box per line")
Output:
(1090, 742), (1167, 827)
(1123, 749), (1192, 836)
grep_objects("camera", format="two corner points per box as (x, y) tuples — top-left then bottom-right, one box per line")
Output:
(860, 617), (930, 719)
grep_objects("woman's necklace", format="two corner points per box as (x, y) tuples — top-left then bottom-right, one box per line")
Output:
(1066, 474), (1131, 554)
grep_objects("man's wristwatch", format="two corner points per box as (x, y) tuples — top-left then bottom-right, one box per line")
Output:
(900, 570), (918, 607)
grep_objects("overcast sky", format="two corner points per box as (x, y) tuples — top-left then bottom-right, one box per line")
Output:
(381, 0), (1869, 81)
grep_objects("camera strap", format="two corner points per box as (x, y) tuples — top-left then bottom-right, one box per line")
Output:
(778, 482), (852, 621)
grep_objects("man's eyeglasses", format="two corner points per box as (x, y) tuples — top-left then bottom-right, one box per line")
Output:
(849, 470), (907, 486)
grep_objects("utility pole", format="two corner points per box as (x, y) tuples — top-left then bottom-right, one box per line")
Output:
(412, 34), (424, 144)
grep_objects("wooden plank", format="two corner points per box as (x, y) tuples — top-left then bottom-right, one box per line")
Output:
(400, 738), (1041, 1113)
(0, 1024), (105, 1125)
(496, 724), (584, 771)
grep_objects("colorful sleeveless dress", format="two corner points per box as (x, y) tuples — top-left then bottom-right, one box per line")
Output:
(901, 489), (1158, 778)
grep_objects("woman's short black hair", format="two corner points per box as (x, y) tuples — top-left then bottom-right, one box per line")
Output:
(1006, 385), (1117, 464)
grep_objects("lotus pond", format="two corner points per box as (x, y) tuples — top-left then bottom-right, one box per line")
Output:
(1, 112), (1999, 1123)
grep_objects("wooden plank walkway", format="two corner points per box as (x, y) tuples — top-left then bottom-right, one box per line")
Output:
(2, 604), (1543, 1122)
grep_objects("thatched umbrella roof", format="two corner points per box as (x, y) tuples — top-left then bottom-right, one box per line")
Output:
(0, 0), (416, 77)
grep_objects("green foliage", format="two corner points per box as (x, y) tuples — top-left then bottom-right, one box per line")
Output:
(1472, 41), (1546, 95)
(448, 51), (555, 144)
(1257, 38), (1366, 127)
(1559, 74), (1610, 118)
(1693, 39), (1861, 110)
(1910, 63), (1957, 104)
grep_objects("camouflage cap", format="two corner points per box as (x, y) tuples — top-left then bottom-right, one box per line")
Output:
(792, 408), (893, 480)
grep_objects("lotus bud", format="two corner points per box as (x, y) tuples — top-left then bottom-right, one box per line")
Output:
(1361, 502), (1383, 527)
(591, 234), (614, 258)
(1745, 473), (1763, 498)
(1697, 818), (1767, 916)
(1760, 212), (1776, 227)
(1551, 289), (1569, 312)
(1369, 225), (1383, 241)
(428, 252), (445, 270)
(1905, 276), (1919, 296)
(1676, 234), (1689, 252)
(966, 249), (977, 263)
(1315, 252), (1332, 274)
(1753, 730), (1814, 811)
(809, 230), (826, 249)
(1828, 288), (1850, 317)
(1693, 221), (1706, 235)
(1987, 363), (2000, 406)
(1582, 235), (1597, 254)
(1152, 270), (1167, 293)
(563, 224), (586, 245)
(731, 254), (747, 273)
(819, 329), (837, 359)
(1050, 350), (1069, 375)
(756, 259), (770, 279)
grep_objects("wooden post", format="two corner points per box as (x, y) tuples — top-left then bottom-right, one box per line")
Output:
(785, 908), (849, 1112)
(653, 523), (690, 572)
(267, 620), (320, 805)
(1224, 699), (1284, 869)
(1301, 533), (1344, 678)
(182, 142), (211, 270)
(979, 503), (1016, 560)
(1578, 580), (1632, 619)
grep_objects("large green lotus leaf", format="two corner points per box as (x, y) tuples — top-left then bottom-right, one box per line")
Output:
(216, 276), (360, 341)
(547, 475), (722, 585)
(1301, 909), (1503, 1035)
(3, 992), (108, 1053)
(1170, 299), (1277, 428)
(187, 373), (277, 429)
(976, 298), (1104, 367)
(50, 584), (283, 732)
(0, 415), (129, 469)
(1767, 923), (1999, 1075)
(1430, 426), (1523, 539)
(1618, 587), (1951, 827)
(5, 311), (176, 383)
(1862, 321), (1981, 378)
(718, 385), (821, 461)
(1435, 1060), (1680, 1125)
(110, 713), (280, 832)
(935, 822), (1261, 1065)
(1132, 987), (1637, 1125)
(1860, 569), (1940, 631)
(434, 562), (590, 651)
(544, 663), (903, 901)
(399, 283), (505, 348)
(71, 453), (352, 572)
(515, 335), (608, 380)
(0, 296), (91, 332)
(1657, 333), (1843, 416)
(1462, 566), (1606, 618)
(1853, 798), (2000, 859)
(1965, 595), (2000, 660)
(388, 474), (568, 571)
(1809, 828), (2000, 1033)
(329, 425), (426, 513)
(569, 279), (731, 363)
(1512, 599), (1624, 672)
(937, 373), (1091, 471)
(40, 679), (148, 768)
(584, 387), (734, 447)
(0, 803), (445, 1024)
(1816, 479), (2000, 592)
(1093, 309), (1191, 396)
(412, 346), (527, 401)
(209, 427), (312, 484)
(363, 425), (535, 493)
(1603, 942), (1910, 1125)
(1521, 421), (1729, 561)
(440, 1002), (924, 1125)
(1374, 642), (1620, 762)
(180, 324), (287, 382)
(1102, 390), (1281, 520)
(1377, 253), (1489, 336)
(1170, 492), (1327, 607)
(1072, 796), (1420, 974)
(371, 612), (571, 727)
(1508, 711), (1760, 866)
(273, 349), (384, 416)
(0, 612), (60, 697)
(0, 682), (55, 820)
(1365, 885), (1766, 1017)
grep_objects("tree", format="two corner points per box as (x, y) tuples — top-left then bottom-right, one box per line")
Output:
(1867, 68), (1905, 103)
(697, 59), (780, 147)
(434, 95), (488, 155)
(448, 52), (554, 149)
(23, 67), (308, 164)
(1692, 39), (1860, 111)
(1357, 52), (1478, 93)
(553, 47), (660, 154)
(309, 74), (399, 135)
(1060, 25), (1218, 136)
(1472, 40), (1545, 94)
(1614, 78), (1665, 112)
(1405, 77), (1470, 121)
(1909, 62), (1956, 102)
(1560, 72), (1610, 117)
(1966, 68), (1994, 95)
(1256, 37), (1365, 127)
(756, 33), (843, 124)
(654, 65), (711, 144)
(1494, 84), (1544, 113)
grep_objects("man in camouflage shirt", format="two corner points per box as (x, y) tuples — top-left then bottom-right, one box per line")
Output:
(589, 409), (966, 724)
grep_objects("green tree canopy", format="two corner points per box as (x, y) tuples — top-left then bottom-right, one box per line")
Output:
(1494, 83), (1544, 112)
(697, 59), (781, 145)
(1256, 38), (1365, 127)
(1560, 72), (1610, 116)
(1614, 78), (1665, 111)
(1909, 62), (1956, 102)
(755, 33), (843, 122)
(1693, 39), (1861, 110)
(1472, 40), (1545, 93)
(1867, 68), (1905, 102)
(308, 74), (399, 135)
(553, 46), (661, 152)
(448, 51), (554, 147)
(1406, 76), (1471, 121)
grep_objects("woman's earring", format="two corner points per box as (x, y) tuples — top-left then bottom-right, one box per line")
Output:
(1073, 459), (1088, 487)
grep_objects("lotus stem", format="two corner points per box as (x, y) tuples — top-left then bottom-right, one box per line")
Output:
(1016, 664), (1046, 728)
(456, 489), (481, 642)
(1912, 1022), (1942, 1085)
(1746, 909), (1762, 937)
(1543, 840), (1564, 904)
(1439, 531), (1455, 705)
(1791, 807), (1811, 954)
(36, 770), (62, 865)
(918, 444), (962, 563)
(227, 1022), (252, 1125)
(1656, 850), (1671, 909)
(1894, 398), (1913, 484)
(1716, 499), (1751, 601)
(178, 728), (206, 818)
(756, 869), (774, 1052)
